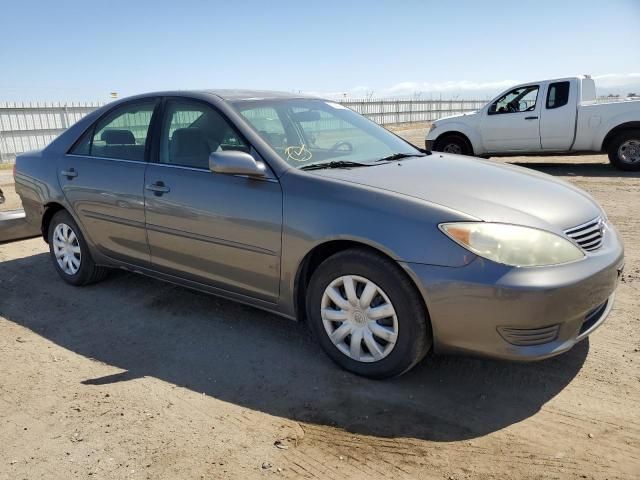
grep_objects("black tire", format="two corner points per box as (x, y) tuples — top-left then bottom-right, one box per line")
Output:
(306, 248), (432, 379)
(434, 134), (472, 156)
(607, 130), (640, 171)
(47, 210), (108, 286)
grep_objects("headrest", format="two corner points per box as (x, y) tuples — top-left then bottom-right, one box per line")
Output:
(170, 128), (211, 157)
(101, 129), (136, 145)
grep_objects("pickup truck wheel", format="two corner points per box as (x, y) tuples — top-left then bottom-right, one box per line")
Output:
(434, 134), (472, 156)
(608, 131), (640, 171)
(48, 210), (108, 286)
(306, 248), (432, 378)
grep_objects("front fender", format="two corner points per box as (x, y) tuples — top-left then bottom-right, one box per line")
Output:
(277, 170), (477, 317)
(427, 121), (484, 155)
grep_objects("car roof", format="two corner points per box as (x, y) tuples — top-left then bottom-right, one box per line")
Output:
(202, 89), (319, 101)
(116, 89), (321, 102)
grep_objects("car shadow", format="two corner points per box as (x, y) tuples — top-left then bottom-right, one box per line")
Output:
(0, 252), (588, 442)
(508, 161), (640, 178)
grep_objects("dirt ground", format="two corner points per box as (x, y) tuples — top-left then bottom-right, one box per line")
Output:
(1, 126), (639, 479)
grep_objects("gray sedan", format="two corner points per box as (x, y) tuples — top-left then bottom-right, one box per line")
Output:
(15, 90), (624, 378)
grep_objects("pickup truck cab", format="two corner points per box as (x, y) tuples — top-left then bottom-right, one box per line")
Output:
(426, 76), (640, 170)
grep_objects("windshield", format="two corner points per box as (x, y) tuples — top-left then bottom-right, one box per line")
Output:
(230, 99), (422, 168)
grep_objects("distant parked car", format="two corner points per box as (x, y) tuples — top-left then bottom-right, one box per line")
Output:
(15, 90), (624, 378)
(426, 76), (640, 170)
(0, 187), (4, 204)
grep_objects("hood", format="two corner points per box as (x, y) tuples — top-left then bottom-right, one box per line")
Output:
(435, 110), (479, 125)
(313, 154), (603, 232)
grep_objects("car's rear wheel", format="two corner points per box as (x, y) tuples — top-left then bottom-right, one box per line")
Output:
(608, 130), (640, 171)
(306, 248), (432, 378)
(434, 134), (472, 156)
(48, 210), (108, 286)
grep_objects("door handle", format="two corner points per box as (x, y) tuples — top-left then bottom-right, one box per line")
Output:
(524, 116), (539, 120)
(61, 168), (78, 179)
(145, 181), (170, 196)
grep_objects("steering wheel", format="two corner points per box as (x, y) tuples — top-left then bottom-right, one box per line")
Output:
(328, 141), (354, 153)
(507, 101), (518, 113)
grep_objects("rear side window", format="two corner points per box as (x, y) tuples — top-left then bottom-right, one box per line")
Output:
(546, 82), (570, 109)
(71, 100), (158, 161)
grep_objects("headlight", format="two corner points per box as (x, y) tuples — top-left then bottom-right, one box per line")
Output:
(428, 123), (437, 133)
(440, 222), (584, 267)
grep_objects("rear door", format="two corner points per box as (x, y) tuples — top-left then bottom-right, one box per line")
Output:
(61, 99), (159, 265)
(480, 85), (542, 152)
(540, 80), (577, 150)
(143, 97), (283, 302)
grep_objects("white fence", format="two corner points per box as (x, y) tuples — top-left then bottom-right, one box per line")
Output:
(342, 98), (487, 125)
(0, 101), (104, 163)
(0, 98), (488, 163)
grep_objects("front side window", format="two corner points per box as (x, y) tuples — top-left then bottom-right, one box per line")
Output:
(546, 81), (570, 109)
(160, 99), (249, 169)
(489, 86), (539, 114)
(233, 99), (421, 168)
(73, 100), (158, 161)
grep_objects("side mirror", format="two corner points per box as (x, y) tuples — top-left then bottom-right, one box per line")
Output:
(209, 150), (266, 178)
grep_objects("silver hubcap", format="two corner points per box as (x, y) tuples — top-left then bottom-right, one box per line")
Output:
(618, 139), (640, 164)
(321, 275), (398, 363)
(52, 223), (81, 275)
(443, 143), (462, 154)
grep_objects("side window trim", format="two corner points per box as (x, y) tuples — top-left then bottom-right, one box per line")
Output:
(67, 97), (161, 162)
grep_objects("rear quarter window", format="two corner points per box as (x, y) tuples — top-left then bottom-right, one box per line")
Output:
(546, 82), (570, 109)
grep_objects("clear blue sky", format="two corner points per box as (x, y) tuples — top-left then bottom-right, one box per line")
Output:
(1, 0), (639, 100)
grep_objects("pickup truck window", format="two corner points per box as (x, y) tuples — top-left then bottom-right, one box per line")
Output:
(546, 81), (570, 109)
(489, 86), (539, 115)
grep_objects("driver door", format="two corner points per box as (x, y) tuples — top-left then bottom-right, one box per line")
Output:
(144, 97), (283, 302)
(480, 85), (542, 153)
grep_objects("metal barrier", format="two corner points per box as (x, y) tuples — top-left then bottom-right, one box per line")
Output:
(341, 98), (487, 125)
(0, 101), (103, 163)
(0, 98), (489, 163)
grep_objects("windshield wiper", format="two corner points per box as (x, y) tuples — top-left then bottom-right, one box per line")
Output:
(376, 152), (428, 162)
(300, 160), (372, 171)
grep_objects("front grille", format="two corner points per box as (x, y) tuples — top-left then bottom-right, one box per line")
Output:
(564, 217), (604, 252)
(497, 324), (560, 346)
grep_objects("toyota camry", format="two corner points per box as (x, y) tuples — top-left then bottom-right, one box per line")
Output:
(15, 90), (624, 378)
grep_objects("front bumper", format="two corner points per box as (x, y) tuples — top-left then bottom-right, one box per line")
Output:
(401, 224), (624, 361)
(425, 139), (435, 152)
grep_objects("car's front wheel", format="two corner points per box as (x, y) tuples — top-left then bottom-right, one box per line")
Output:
(306, 248), (432, 378)
(48, 210), (108, 286)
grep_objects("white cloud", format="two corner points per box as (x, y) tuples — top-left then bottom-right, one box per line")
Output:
(304, 79), (519, 99)
(305, 73), (640, 99)
(386, 79), (518, 94)
(592, 72), (640, 88)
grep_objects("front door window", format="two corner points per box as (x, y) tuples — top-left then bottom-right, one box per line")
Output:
(489, 86), (539, 115)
